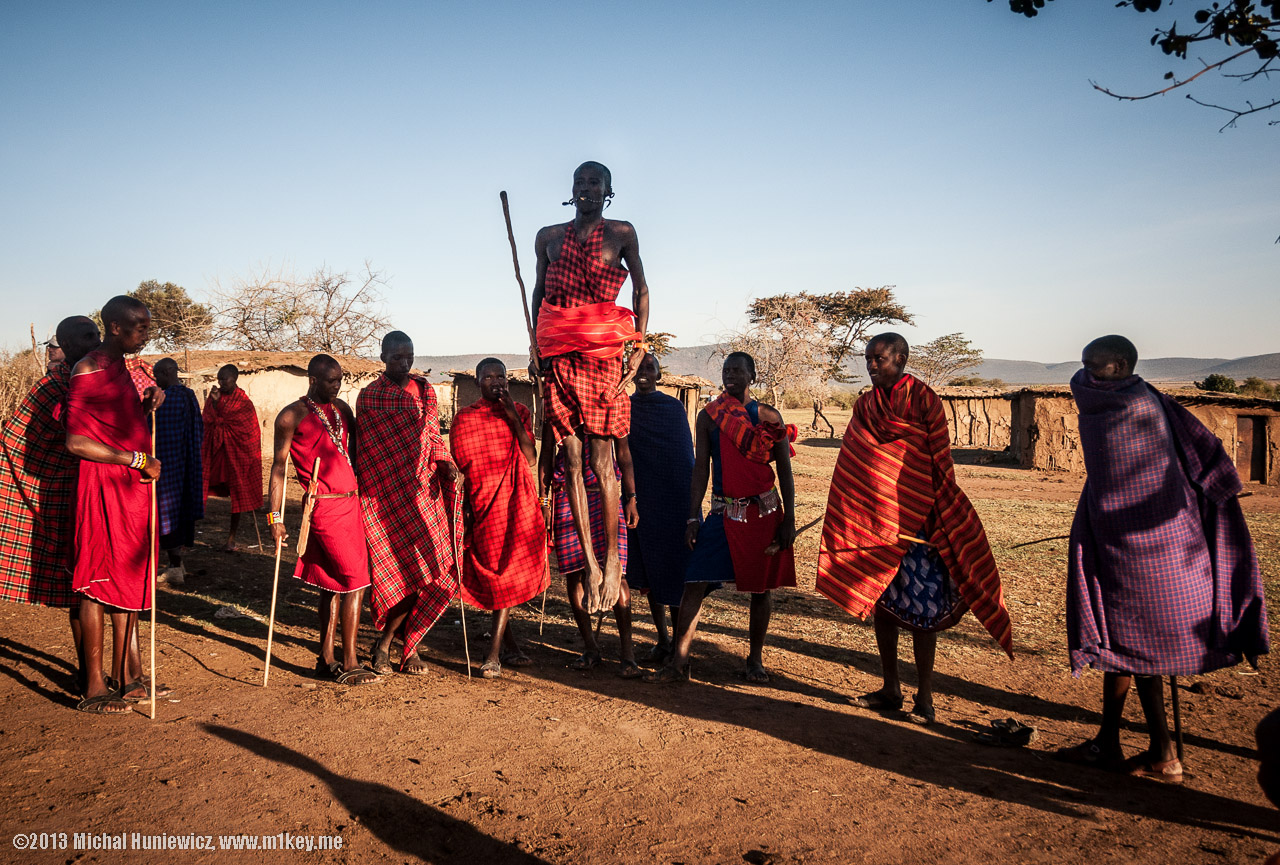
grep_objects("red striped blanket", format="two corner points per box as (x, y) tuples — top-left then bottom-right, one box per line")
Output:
(535, 301), (642, 360)
(816, 374), (1012, 656)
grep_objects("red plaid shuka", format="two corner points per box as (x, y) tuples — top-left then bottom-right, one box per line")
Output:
(816, 374), (1012, 656)
(202, 386), (263, 513)
(538, 220), (633, 442)
(69, 351), (154, 611)
(356, 375), (460, 650)
(704, 393), (794, 463)
(125, 356), (154, 398)
(450, 399), (549, 610)
(0, 364), (77, 607)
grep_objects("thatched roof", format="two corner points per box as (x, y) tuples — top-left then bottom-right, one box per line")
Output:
(142, 350), (388, 378)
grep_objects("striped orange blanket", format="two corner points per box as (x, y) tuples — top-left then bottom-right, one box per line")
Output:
(816, 374), (1012, 656)
(535, 301), (642, 360)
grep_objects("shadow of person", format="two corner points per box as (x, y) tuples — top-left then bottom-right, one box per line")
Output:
(202, 724), (552, 864)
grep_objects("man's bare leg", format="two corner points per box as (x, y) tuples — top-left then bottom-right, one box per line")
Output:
(853, 607), (905, 709)
(562, 435), (605, 613)
(1133, 675), (1177, 764)
(486, 609), (510, 667)
(224, 512), (242, 552)
(908, 630), (938, 722)
(565, 571), (601, 668)
(744, 591), (772, 683)
(318, 591), (340, 669)
(588, 435), (622, 611)
(69, 606), (86, 693)
(372, 595), (423, 673)
(647, 582), (709, 680)
(77, 598), (128, 711)
(615, 580), (636, 671)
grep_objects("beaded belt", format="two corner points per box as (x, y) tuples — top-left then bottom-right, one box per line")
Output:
(709, 488), (781, 522)
(311, 490), (358, 500)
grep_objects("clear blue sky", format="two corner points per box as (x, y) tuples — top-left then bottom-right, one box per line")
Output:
(2, 1), (1275, 362)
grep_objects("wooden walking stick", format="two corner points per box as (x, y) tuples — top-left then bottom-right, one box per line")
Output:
(1170, 675), (1185, 763)
(252, 509), (264, 552)
(262, 454), (294, 687)
(501, 191), (553, 626)
(449, 480), (472, 679)
(148, 412), (158, 720)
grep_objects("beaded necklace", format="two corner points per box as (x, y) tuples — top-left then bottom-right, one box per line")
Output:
(303, 397), (352, 468)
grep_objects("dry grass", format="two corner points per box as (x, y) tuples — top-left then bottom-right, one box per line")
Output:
(0, 348), (42, 425)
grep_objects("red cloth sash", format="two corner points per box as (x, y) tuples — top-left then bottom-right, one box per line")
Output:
(536, 301), (642, 360)
(356, 375), (459, 646)
(450, 400), (549, 610)
(68, 351), (154, 611)
(707, 395), (796, 592)
(201, 386), (262, 513)
(816, 374), (1012, 655)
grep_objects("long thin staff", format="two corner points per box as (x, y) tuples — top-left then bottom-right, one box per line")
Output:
(1170, 675), (1185, 763)
(262, 454), (292, 687)
(148, 413), (158, 720)
(501, 190), (551, 625)
(252, 509), (264, 552)
(450, 480), (472, 679)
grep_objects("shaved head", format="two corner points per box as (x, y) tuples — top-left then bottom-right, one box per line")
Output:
(575, 160), (612, 193)
(101, 294), (147, 326)
(217, 364), (240, 380)
(868, 332), (909, 363)
(307, 353), (341, 377)
(154, 357), (180, 389)
(54, 316), (100, 367)
(476, 357), (506, 379)
(1083, 335), (1138, 374)
(382, 330), (413, 354)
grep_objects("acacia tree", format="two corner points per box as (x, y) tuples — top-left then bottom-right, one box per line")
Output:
(211, 262), (392, 355)
(808, 287), (913, 382)
(721, 294), (835, 406)
(909, 333), (985, 387)
(994, 0), (1279, 129)
(91, 280), (214, 351)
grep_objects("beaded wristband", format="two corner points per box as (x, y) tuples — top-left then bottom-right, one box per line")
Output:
(267, 511), (283, 526)
(130, 451), (147, 470)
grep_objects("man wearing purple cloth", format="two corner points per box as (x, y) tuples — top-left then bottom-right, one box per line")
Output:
(1056, 335), (1269, 784)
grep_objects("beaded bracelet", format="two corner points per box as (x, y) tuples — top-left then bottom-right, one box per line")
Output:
(129, 451), (147, 470)
(539, 496), (551, 508)
(267, 511), (283, 526)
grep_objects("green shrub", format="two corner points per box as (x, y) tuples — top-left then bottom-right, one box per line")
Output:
(1240, 376), (1279, 399)
(1196, 373), (1238, 393)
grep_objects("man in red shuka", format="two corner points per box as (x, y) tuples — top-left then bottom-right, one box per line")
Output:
(202, 364), (263, 552)
(532, 161), (650, 616)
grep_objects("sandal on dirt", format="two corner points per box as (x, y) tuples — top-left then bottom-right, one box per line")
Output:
(569, 652), (601, 671)
(399, 656), (431, 676)
(1054, 740), (1124, 771)
(370, 643), (393, 675)
(640, 643), (672, 668)
(76, 690), (129, 715)
(334, 666), (380, 686)
(907, 701), (936, 726)
(618, 660), (644, 679)
(642, 664), (689, 684)
(973, 723), (1037, 747)
(743, 663), (771, 685)
(851, 690), (904, 711)
(119, 679), (175, 703)
(499, 652), (533, 668)
(1127, 756), (1183, 784)
(481, 660), (502, 679)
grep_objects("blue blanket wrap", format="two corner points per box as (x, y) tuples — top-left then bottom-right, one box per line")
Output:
(1067, 369), (1268, 675)
(627, 390), (695, 606)
(154, 384), (204, 544)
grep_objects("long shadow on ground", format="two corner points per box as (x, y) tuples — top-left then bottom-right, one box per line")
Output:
(203, 724), (552, 864)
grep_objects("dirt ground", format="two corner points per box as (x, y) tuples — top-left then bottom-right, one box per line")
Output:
(1, 409), (1277, 864)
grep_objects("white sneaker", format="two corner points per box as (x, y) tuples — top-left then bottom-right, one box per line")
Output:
(161, 565), (185, 586)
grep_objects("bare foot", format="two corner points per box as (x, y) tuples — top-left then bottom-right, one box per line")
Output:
(583, 562), (605, 614)
(600, 553), (622, 611)
(222, 540), (239, 553)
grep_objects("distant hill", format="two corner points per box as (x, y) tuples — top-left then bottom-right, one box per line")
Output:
(417, 348), (1280, 387)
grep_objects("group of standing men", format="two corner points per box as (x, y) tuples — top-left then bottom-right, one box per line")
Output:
(0, 162), (1269, 796)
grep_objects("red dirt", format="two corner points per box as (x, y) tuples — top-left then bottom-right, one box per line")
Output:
(0, 416), (1276, 864)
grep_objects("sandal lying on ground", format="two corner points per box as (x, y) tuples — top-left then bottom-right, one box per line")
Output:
(851, 690), (904, 711)
(973, 719), (1037, 747)
(76, 689), (130, 715)
(1054, 739), (1125, 771)
(569, 651), (601, 671)
(642, 664), (689, 684)
(1127, 756), (1183, 784)
(480, 660), (502, 679)
(618, 660), (644, 679)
